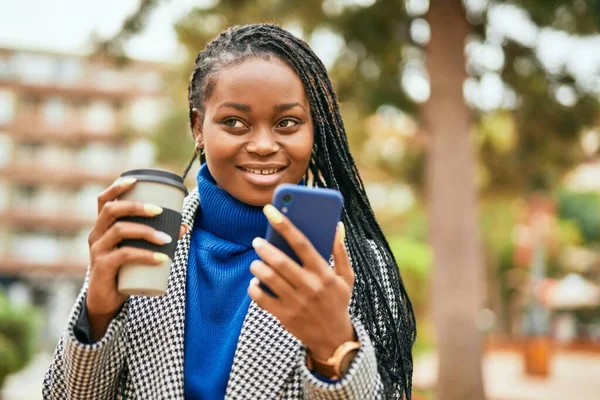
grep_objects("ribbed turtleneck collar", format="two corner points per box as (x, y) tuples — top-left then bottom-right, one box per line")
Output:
(195, 163), (267, 248)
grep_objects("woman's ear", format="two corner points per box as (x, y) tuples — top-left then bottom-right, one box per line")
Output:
(191, 108), (204, 149)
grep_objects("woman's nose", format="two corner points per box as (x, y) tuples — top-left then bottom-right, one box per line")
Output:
(246, 128), (280, 156)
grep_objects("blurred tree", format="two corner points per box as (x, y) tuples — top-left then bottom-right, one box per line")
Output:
(422, 1), (486, 398)
(0, 293), (38, 393)
(472, 0), (600, 192)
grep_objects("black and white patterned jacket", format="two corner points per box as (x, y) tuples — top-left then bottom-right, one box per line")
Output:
(43, 188), (392, 399)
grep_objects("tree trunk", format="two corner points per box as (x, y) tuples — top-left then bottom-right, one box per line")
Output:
(422, 1), (486, 399)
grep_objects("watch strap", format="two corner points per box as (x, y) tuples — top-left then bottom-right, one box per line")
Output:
(307, 341), (361, 380)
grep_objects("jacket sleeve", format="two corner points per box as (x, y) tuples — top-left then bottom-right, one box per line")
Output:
(42, 268), (129, 400)
(299, 318), (385, 399)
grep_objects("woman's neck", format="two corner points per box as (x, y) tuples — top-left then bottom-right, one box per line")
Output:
(195, 164), (267, 247)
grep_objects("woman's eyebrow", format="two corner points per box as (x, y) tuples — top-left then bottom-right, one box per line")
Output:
(276, 102), (305, 112)
(218, 102), (251, 111)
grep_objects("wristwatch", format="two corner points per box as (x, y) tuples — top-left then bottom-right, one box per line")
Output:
(307, 340), (361, 380)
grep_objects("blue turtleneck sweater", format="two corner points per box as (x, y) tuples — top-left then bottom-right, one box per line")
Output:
(184, 164), (267, 399)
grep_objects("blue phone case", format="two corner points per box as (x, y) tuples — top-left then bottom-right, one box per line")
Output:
(260, 184), (344, 297)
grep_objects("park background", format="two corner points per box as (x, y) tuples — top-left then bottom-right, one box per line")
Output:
(1, 0), (600, 399)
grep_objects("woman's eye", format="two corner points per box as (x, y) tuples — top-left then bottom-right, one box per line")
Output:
(223, 118), (245, 128)
(276, 119), (299, 128)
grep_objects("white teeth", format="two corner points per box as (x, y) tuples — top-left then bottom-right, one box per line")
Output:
(243, 167), (281, 175)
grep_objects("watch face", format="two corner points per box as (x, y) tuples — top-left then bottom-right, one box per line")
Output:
(340, 349), (360, 376)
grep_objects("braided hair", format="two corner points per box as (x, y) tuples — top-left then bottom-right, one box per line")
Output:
(183, 24), (416, 399)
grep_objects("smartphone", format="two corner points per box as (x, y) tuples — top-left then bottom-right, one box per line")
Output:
(260, 184), (344, 296)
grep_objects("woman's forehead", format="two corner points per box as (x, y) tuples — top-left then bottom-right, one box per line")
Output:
(207, 57), (309, 109)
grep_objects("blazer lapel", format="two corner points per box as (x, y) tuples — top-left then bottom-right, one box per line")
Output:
(125, 188), (199, 398)
(226, 301), (301, 399)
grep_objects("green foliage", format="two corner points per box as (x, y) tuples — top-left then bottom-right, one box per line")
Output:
(556, 190), (600, 242)
(479, 197), (517, 254)
(506, 0), (600, 34)
(0, 292), (39, 388)
(389, 236), (432, 277)
(0, 333), (18, 388)
(475, 1), (600, 192)
(497, 241), (516, 305)
(153, 106), (195, 165)
(556, 218), (584, 246)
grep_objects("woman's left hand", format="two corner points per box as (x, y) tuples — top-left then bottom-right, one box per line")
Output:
(248, 204), (356, 360)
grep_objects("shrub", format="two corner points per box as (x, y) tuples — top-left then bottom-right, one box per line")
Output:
(0, 292), (39, 389)
(557, 191), (600, 243)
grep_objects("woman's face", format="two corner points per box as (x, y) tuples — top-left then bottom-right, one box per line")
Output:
(193, 57), (314, 206)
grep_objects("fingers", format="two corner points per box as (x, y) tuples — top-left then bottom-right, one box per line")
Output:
(262, 204), (327, 274)
(91, 221), (173, 255)
(94, 247), (167, 276)
(251, 237), (336, 301)
(97, 178), (137, 215)
(96, 200), (164, 235)
(249, 260), (296, 299)
(252, 237), (303, 288)
(332, 222), (354, 287)
(248, 277), (286, 318)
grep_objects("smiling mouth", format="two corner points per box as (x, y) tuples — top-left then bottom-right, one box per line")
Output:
(240, 167), (285, 175)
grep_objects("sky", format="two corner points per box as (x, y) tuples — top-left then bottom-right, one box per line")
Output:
(0, 0), (212, 62)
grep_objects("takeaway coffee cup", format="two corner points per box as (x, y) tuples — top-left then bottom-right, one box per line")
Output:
(116, 169), (188, 296)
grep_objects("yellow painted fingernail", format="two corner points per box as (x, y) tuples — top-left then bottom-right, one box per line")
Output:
(252, 237), (265, 248)
(119, 178), (137, 187)
(144, 204), (163, 216)
(338, 222), (346, 243)
(153, 252), (169, 262)
(263, 204), (283, 224)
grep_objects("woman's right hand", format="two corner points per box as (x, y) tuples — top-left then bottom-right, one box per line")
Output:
(85, 178), (188, 341)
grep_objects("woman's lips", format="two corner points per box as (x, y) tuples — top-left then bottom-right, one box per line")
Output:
(237, 166), (287, 186)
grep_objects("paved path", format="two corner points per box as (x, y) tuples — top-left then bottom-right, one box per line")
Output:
(2, 352), (51, 400)
(414, 350), (600, 400)
(3, 350), (600, 399)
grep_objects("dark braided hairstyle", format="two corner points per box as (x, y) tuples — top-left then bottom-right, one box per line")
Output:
(183, 24), (416, 399)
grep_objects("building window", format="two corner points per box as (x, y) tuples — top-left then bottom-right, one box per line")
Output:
(39, 145), (74, 169)
(126, 139), (155, 169)
(136, 71), (162, 92)
(77, 184), (104, 218)
(83, 101), (115, 133)
(0, 55), (11, 79)
(0, 89), (15, 124)
(42, 97), (67, 126)
(12, 233), (61, 263)
(79, 144), (122, 172)
(12, 53), (57, 84)
(97, 69), (126, 89)
(128, 98), (164, 132)
(56, 57), (82, 84)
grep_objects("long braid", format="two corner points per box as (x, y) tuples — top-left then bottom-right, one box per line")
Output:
(186, 24), (416, 399)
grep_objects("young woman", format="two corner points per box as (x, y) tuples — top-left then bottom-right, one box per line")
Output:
(43, 24), (415, 399)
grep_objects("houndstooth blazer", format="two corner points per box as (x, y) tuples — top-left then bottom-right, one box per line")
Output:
(43, 188), (393, 399)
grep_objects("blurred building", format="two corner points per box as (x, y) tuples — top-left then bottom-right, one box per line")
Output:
(0, 47), (167, 347)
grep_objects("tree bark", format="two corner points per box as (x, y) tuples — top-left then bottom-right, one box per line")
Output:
(422, 1), (486, 399)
